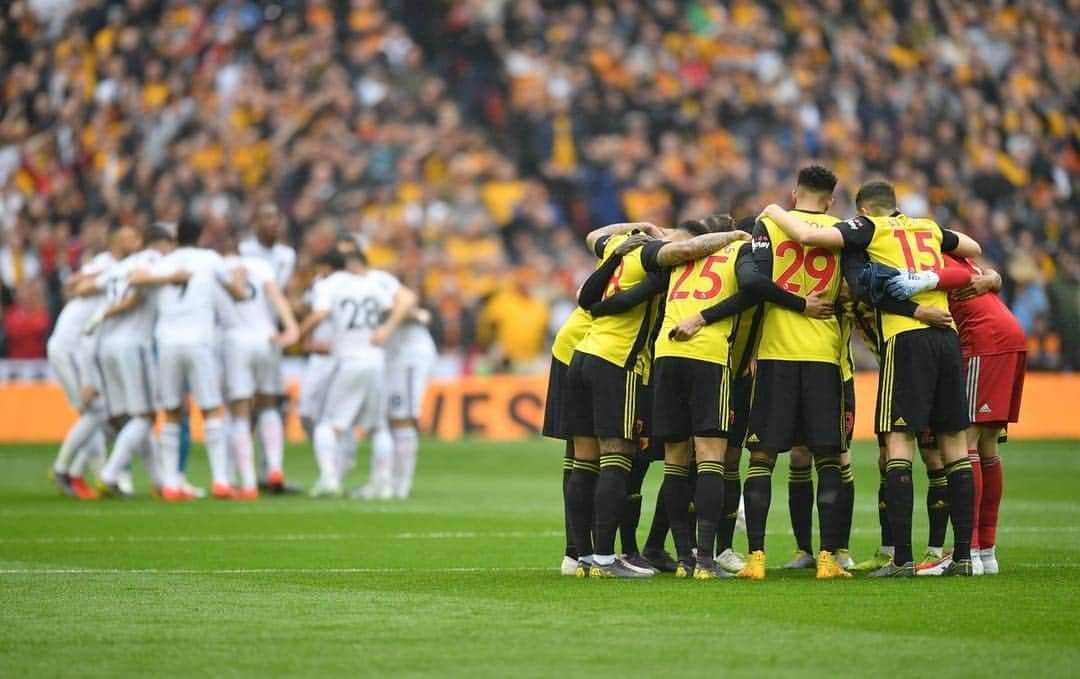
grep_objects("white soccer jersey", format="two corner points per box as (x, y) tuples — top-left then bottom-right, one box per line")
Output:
(224, 255), (278, 338)
(48, 251), (116, 349)
(314, 270), (398, 362)
(151, 247), (232, 346)
(96, 249), (162, 344)
(239, 238), (295, 291)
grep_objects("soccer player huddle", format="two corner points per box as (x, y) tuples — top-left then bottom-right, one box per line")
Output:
(547, 166), (1024, 580)
(46, 205), (434, 503)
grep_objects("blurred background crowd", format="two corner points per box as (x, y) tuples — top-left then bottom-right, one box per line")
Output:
(0, 0), (1077, 374)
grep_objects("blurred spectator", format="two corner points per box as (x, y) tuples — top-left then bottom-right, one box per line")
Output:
(1048, 252), (1080, 371)
(0, 0), (1076, 373)
(2, 278), (50, 358)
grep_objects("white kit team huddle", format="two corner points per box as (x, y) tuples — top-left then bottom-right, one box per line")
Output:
(46, 208), (435, 502)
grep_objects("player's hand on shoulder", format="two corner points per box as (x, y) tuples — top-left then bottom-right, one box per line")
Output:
(304, 339), (331, 354)
(170, 269), (192, 285)
(638, 223), (664, 238)
(726, 229), (752, 244)
(414, 308), (432, 326)
(613, 232), (652, 256)
(670, 313), (706, 341)
(914, 305), (953, 328)
(757, 203), (784, 222)
(801, 292), (834, 319)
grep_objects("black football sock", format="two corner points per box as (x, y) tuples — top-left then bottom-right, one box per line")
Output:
(744, 458), (774, 553)
(593, 454), (632, 557)
(660, 463), (693, 561)
(788, 463), (814, 553)
(687, 462), (698, 551)
(814, 456), (843, 553)
(716, 464), (741, 554)
(884, 459), (914, 565)
(694, 461), (725, 561)
(926, 468), (949, 551)
(644, 485), (669, 553)
(619, 454), (649, 555)
(562, 444), (576, 559)
(944, 458), (975, 562)
(878, 465), (893, 548)
(566, 459), (598, 558)
(839, 463), (855, 550)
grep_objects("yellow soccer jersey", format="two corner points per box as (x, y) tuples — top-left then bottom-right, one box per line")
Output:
(575, 234), (658, 371)
(754, 209), (843, 365)
(835, 213), (953, 342)
(551, 306), (590, 366)
(653, 242), (743, 365)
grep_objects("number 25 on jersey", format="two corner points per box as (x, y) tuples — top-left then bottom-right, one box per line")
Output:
(669, 254), (727, 301)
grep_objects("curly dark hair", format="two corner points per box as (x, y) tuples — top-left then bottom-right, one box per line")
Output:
(796, 165), (838, 194)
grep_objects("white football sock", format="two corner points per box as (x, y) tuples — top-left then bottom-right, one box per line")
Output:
(337, 427), (358, 485)
(138, 429), (163, 488)
(101, 416), (151, 484)
(391, 426), (419, 497)
(54, 411), (104, 473)
(370, 427), (393, 488)
(159, 422), (181, 490)
(231, 417), (257, 491)
(256, 408), (285, 475)
(313, 423), (339, 486)
(204, 417), (230, 487)
(70, 429), (106, 477)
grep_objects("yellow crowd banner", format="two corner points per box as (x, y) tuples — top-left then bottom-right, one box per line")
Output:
(0, 372), (1078, 442)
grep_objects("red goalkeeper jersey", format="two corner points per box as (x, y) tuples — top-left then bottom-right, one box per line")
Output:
(943, 254), (1026, 358)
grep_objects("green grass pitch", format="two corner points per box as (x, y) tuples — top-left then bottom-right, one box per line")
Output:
(1, 439), (1079, 677)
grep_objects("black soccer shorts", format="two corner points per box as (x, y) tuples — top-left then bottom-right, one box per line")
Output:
(565, 351), (640, 440)
(542, 355), (571, 440)
(650, 356), (731, 443)
(745, 360), (845, 454)
(727, 372), (754, 449)
(876, 327), (970, 436)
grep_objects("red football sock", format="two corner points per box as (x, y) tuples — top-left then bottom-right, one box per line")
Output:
(979, 456), (1003, 548)
(969, 450), (982, 549)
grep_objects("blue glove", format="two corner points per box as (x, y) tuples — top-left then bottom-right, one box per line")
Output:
(885, 270), (940, 300)
(857, 262), (902, 304)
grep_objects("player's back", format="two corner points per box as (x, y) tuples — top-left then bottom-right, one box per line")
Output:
(576, 234), (657, 371)
(154, 247), (228, 345)
(322, 270), (395, 362)
(50, 251), (116, 348)
(100, 250), (161, 343)
(756, 209), (842, 364)
(654, 241), (743, 365)
(943, 254), (1025, 357)
(239, 238), (295, 290)
(224, 255), (278, 338)
(860, 212), (951, 341)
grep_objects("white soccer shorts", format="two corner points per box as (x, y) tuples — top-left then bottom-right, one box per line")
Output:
(47, 340), (84, 409)
(297, 354), (336, 421)
(97, 340), (157, 417)
(157, 341), (223, 411)
(320, 358), (386, 432)
(223, 333), (282, 402)
(386, 350), (435, 421)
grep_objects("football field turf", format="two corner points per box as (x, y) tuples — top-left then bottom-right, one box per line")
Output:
(1, 439), (1078, 678)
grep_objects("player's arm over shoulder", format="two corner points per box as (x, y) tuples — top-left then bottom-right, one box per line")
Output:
(938, 225), (981, 258)
(758, 203), (846, 249)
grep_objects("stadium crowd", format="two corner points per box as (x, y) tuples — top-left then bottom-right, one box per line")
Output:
(0, 0), (1077, 371)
